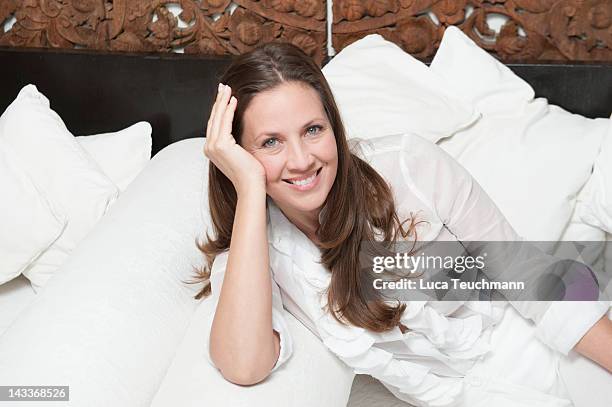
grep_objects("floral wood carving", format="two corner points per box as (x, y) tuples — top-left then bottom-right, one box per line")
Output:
(2, 1), (611, 63)
(332, 0), (612, 62)
(0, 0), (327, 65)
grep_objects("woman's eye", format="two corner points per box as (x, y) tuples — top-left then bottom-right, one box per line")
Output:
(306, 125), (322, 136)
(262, 137), (278, 148)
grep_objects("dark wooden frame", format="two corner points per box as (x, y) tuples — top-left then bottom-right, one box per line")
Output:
(0, 46), (610, 158)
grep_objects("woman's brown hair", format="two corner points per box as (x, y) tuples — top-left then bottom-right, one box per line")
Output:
(191, 41), (422, 333)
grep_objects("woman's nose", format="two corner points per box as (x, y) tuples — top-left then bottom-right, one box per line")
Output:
(286, 140), (314, 172)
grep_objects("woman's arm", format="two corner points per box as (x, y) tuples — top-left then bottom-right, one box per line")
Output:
(574, 315), (612, 372)
(403, 136), (611, 364)
(205, 83), (281, 385)
(209, 185), (280, 385)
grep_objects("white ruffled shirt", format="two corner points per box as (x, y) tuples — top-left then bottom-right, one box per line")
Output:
(206, 133), (609, 407)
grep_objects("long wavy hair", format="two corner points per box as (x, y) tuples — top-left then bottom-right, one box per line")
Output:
(191, 41), (423, 333)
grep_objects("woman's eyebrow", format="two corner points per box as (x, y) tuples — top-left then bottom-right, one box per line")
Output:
(255, 118), (327, 140)
(300, 118), (326, 128)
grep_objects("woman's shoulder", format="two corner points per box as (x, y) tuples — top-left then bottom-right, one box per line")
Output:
(353, 134), (475, 223)
(352, 133), (467, 185)
(351, 133), (451, 163)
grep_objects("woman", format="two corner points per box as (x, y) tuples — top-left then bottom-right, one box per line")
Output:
(193, 42), (612, 406)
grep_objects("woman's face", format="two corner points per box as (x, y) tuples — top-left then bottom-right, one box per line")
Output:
(241, 81), (338, 215)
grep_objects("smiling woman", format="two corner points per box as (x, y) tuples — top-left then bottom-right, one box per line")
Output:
(188, 41), (612, 406)
(192, 41), (418, 384)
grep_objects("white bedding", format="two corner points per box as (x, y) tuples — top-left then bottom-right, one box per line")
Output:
(0, 138), (208, 406)
(151, 289), (354, 407)
(1, 137), (608, 407)
(0, 275), (36, 337)
(0, 138), (358, 407)
(0, 233), (418, 407)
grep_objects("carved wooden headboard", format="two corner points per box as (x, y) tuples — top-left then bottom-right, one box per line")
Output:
(332, 0), (612, 62)
(1, 1), (610, 64)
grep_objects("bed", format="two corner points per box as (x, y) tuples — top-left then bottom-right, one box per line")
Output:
(0, 24), (611, 407)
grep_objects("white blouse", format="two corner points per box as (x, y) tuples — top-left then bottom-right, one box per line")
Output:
(205, 133), (609, 407)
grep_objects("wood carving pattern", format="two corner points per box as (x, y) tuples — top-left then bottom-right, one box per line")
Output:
(0, 0), (327, 65)
(332, 0), (612, 62)
(1, 1), (610, 62)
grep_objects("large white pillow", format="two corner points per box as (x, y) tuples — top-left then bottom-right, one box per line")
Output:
(0, 139), (206, 406)
(0, 143), (66, 285)
(152, 284), (354, 407)
(559, 199), (606, 271)
(77, 122), (152, 192)
(578, 117), (612, 233)
(0, 85), (120, 291)
(579, 118), (612, 277)
(432, 27), (609, 241)
(322, 34), (480, 143)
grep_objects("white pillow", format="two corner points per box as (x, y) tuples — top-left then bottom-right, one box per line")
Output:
(0, 84), (120, 292)
(559, 199), (606, 271)
(152, 293), (354, 407)
(428, 27), (534, 116)
(581, 139), (612, 282)
(0, 144), (66, 285)
(578, 118), (612, 233)
(432, 27), (609, 241)
(322, 34), (480, 143)
(0, 139), (208, 406)
(76, 122), (152, 192)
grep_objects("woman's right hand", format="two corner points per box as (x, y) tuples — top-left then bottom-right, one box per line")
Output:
(204, 83), (267, 195)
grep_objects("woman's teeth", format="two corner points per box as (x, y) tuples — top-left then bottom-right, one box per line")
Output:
(290, 172), (316, 186)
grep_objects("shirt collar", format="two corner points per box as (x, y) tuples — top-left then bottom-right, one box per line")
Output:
(267, 197), (294, 255)
(267, 197), (327, 256)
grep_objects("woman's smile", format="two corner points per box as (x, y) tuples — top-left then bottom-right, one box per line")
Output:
(283, 167), (322, 191)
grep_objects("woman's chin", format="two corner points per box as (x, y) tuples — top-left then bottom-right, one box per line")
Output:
(271, 194), (325, 215)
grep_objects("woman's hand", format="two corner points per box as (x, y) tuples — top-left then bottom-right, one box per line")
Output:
(574, 315), (612, 372)
(204, 83), (266, 195)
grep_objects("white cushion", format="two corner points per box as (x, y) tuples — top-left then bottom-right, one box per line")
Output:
(0, 276), (37, 337)
(0, 139), (206, 405)
(0, 84), (120, 291)
(152, 291), (354, 407)
(432, 27), (609, 241)
(578, 118), (612, 233)
(322, 34), (480, 143)
(558, 199), (606, 271)
(428, 27), (534, 116)
(77, 122), (152, 192)
(0, 144), (66, 285)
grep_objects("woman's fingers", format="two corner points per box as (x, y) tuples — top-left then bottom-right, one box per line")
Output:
(210, 84), (232, 144)
(206, 83), (226, 140)
(218, 95), (237, 143)
(210, 83), (224, 121)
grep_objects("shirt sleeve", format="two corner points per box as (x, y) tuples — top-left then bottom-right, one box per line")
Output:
(404, 135), (610, 355)
(204, 249), (293, 373)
